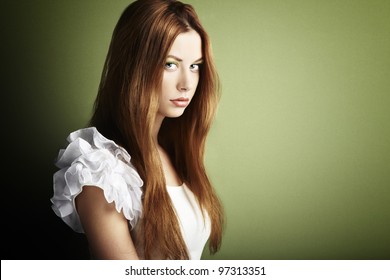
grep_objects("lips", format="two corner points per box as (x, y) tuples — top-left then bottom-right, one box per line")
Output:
(170, 97), (190, 107)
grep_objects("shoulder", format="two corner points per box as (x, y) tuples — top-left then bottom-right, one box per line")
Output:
(51, 127), (143, 233)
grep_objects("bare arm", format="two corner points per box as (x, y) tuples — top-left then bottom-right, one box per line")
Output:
(75, 186), (139, 260)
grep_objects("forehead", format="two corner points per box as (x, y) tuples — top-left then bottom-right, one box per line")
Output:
(168, 30), (202, 60)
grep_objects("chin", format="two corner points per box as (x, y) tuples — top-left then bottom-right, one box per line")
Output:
(167, 113), (185, 118)
(166, 109), (186, 118)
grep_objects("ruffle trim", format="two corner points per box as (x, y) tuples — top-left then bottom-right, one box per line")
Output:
(50, 127), (143, 233)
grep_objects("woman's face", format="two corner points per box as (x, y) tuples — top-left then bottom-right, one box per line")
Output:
(157, 29), (202, 119)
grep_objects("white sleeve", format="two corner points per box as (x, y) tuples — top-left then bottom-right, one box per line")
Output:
(50, 127), (143, 233)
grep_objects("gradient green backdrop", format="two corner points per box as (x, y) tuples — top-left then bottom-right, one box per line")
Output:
(3, 0), (389, 259)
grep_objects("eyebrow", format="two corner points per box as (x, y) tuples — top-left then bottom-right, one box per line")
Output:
(167, 55), (203, 63)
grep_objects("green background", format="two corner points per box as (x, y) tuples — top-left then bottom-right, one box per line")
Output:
(3, 0), (389, 259)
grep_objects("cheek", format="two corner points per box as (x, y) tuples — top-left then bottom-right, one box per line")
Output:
(160, 76), (171, 98)
(194, 75), (200, 85)
(192, 76), (200, 95)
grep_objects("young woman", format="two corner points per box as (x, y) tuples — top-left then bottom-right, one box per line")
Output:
(51, 0), (224, 260)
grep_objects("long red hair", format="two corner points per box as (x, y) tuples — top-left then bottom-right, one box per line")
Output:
(89, 0), (224, 259)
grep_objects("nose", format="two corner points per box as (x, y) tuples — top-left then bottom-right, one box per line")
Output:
(177, 70), (192, 93)
(179, 85), (189, 92)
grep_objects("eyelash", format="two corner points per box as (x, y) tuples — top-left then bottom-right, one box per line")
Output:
(164, 62), (202, 72)
(164, 62), (178, 70)
(190, 64), (201, 71)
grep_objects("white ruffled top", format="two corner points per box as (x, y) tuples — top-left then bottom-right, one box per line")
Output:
(51, 127), (143, 232)
(51, 127), (210, 259)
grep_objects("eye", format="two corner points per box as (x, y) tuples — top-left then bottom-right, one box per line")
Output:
(164, 62), (178, 71)
(190, 64), (201, 72)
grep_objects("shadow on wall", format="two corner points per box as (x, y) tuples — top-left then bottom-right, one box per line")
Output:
(2, 159), (90, 260)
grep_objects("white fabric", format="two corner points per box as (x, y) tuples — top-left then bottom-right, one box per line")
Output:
(51, 127), (143, 232)
(167, 184), (211, 260)
(51, 127), (210, 259)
